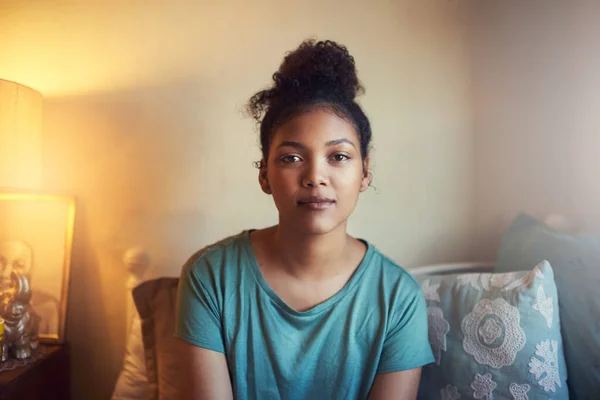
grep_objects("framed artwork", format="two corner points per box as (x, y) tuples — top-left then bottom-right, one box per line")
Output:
(0, 190), (75, 344)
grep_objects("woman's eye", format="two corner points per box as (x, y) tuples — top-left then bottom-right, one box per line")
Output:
(331, 154), (350, 162)
(281, 155), (302, 163)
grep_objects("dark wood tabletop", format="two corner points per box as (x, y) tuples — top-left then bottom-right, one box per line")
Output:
(0, 344), (70, 400)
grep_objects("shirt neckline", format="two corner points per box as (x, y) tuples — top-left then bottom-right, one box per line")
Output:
(241, 230), (374, 317)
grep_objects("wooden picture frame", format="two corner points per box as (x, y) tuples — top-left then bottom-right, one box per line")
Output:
(0, 190), (75, 344)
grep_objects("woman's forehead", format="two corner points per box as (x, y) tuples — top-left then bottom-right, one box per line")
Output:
(272, 109), (359, 147)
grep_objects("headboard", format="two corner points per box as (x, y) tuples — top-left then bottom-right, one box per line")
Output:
(409, 262), (495, 277)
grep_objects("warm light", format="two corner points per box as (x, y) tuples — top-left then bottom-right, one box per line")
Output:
(0, 79), (43, 189)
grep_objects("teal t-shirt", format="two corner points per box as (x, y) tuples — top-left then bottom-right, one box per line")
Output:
(175, 231), (434, 400)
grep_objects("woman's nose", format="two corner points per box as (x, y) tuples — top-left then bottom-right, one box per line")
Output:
(301, 160), (328, 188)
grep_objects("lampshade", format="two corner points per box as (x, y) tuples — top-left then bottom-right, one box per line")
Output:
(0, 79), (43, 189)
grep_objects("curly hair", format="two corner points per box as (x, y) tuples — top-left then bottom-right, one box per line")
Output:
(247, 39), (372, 162)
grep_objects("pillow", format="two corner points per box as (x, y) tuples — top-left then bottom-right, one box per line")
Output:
(133, 278), (180, 400)
(496, 213), (600, 399)
(416, 261), (569, 399)
(111, 313), (150, 399)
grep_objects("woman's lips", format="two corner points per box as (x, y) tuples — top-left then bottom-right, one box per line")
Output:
(297, 198), (335, 210)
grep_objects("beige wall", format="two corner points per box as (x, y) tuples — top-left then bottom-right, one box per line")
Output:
(469, 0), (600, 259)
(0, 1), (473, 398)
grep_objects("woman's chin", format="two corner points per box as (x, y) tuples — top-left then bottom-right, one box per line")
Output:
(287, 217), (344, 236)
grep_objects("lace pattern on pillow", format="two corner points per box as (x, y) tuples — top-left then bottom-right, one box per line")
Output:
(462, 298), (526, 369)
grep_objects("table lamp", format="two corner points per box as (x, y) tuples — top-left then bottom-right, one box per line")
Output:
(0, 79), (43, 190)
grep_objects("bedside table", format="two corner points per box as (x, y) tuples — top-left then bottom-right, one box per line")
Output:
(0, 344), (70, 400)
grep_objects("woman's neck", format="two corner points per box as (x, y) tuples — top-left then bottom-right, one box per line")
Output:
(269, 223), (351, 281)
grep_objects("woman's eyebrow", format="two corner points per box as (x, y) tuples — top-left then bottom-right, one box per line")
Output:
(326, 138), (356, 149)
(276, 138), (357, 149)
(276, 141), (305, 150)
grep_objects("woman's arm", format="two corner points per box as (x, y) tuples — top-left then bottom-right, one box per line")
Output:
(178, 340), (234, 400)
(368, 368), (422, 400)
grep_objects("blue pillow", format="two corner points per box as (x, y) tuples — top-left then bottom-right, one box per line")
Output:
(496, 213), (600, 399)
(416, 261), (569, 399)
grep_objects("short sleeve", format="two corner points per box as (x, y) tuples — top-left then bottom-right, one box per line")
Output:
(377, 287), (434, 373)
(174, 259), (225, 353)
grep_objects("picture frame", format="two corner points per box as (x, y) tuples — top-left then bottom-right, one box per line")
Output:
(0, 190), (75, 344)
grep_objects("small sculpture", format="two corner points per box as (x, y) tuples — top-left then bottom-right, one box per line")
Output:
(0, 271), (40, 361)
(0, 240), (60, 335)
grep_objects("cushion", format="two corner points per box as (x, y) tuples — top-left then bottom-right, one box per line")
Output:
(416, 261), (569, 399)
(112, 314), (150, 399)
(496, 213), (600, 399)
(133, 278), (180, 400)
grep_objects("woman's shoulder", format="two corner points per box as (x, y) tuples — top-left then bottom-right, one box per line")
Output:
(366, 243), (421, 293)
(182, 231), (250, 275)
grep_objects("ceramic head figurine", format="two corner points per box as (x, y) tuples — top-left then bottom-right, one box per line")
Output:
(1, 270), (40, 360)
(0, 240), (33, 291)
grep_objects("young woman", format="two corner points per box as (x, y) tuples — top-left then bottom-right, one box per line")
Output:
(175, 39), (434, 400)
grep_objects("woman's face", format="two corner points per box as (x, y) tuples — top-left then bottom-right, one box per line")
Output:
(260, 109), (370, 235)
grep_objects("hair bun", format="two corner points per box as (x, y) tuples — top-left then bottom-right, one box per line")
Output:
(273, 40), (364, 103)
(247, 39), (372, 163)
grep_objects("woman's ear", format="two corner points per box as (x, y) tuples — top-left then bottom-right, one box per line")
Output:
(360, 158), (371, 192)
(258, 160), (272, 195)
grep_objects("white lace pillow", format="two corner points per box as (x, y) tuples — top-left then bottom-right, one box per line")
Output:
(111, 314), (150, 399)
(416, 261), (569, 399)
